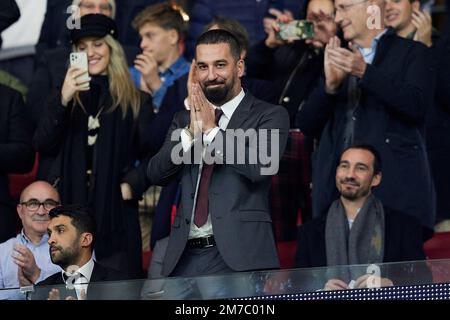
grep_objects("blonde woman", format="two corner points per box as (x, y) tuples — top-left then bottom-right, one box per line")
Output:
(34, 14), (155, 278)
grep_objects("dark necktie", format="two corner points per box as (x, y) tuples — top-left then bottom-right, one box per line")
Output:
(194, 108), (223, 227)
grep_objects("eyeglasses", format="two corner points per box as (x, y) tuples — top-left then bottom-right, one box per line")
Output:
(335, 0), (370, 14)
(20, 199), (60, 212)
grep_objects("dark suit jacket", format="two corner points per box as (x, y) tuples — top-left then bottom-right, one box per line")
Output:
(37, 262), (136, 299)
(295, 208), (426, 269)
(148, 91), (290, 276)
(297, 29), (436, 236)
(0, 84), (34, 242)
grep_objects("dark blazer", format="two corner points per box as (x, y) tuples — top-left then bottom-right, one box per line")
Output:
(295, 208), (426, 268)
(0, 84), (34, 242)
(426, 34), (450, 221)
(37, 262), (136, 299)
(39, 262), (126, 286)
(247, 40), (324, 126)
(36, 0), (71, 54)
(148, 91), (290, 276)
(297, 29), (436, 236)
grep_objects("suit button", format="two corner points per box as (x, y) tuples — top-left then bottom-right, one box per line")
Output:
(352, 116), (356, 121)
(191, 193), (194, 199)
(185, 219), (190, 225)
(385, 138), (390, 144)
(283, 96), (290, 103)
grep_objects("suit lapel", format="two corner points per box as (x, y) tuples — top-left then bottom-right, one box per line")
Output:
(372, 28), (395, 67)
(89, 263), (107, 282)
(225, 92), (254, 130)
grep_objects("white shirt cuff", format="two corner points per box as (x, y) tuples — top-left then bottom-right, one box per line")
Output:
(183, 98), (190, 110)
(181, 128), (194, 152)
(203, 126), (220, 146)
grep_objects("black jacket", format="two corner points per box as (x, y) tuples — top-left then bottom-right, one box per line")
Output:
(39, 262), (126, 286)
(0, 84), (34, 242)
(426, 34), (450, 221)
(246, 40), (323, 126)
(37, 262), (138, 299)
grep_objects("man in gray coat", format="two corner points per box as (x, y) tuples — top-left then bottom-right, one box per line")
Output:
(147, 29), (289, 279)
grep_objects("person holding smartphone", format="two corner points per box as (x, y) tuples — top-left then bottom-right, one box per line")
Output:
(33, 14), (155, 278)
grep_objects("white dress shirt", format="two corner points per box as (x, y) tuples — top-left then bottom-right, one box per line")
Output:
(0, 230), (60, 300)
(181, 89), (245, 239)
(62, 257), (94, 300)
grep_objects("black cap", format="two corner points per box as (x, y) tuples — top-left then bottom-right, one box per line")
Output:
(70, 14), (118, 44)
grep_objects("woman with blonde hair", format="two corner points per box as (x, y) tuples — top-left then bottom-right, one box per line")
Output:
(33, 14), (155, 277)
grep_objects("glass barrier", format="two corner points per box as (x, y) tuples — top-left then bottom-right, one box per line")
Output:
(26, 259), (450, 300)
(0, 287), (25, 300)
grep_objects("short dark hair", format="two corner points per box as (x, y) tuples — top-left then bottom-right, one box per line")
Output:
(195, 29), (241, 61)
(49, 204), (97, 244)
(340, 144), (382, 175)
(204, 16), (250, 54)
(132, 2), (188, 41)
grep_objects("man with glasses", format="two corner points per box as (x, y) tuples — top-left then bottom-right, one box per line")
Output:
(297, 0), (435, 239)
(0, 181), (61, 300)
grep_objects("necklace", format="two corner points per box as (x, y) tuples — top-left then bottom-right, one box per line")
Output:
(87, 106), (104, 146)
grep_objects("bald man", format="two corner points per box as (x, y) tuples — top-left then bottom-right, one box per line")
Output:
(0, 181), (61, 300)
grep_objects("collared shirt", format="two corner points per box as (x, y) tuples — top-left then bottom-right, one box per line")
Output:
(0, 231), (60, 300)
(357, 29), (388, 64)
(62, 257), (94, 300)
(181, 89), (246, 239)
(130, 56), (190, 110)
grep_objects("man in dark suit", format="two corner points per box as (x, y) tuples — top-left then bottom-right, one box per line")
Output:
(297, 0), (435, 239)
(38, 205), (127, 300)
(147, 29), (290, 279)
(295, 145), (427, 290)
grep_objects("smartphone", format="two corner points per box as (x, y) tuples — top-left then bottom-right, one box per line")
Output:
(276, 20), (314, 41)
(70, 52), (90, 87)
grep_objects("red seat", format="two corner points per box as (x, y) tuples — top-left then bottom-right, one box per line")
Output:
(277, 241), (297, 269)
(142, 250), (152, 275)
(424, 232), (450, 259)
(8, 153), (39, 200)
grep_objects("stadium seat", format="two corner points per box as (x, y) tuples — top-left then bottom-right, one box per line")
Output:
(424, 232), (450, 259)
(277, 240), (297, 269)
(142, 250), (152, 276)
(8, 153), (38, 200)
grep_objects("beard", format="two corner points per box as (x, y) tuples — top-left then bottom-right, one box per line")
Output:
(338, 178), (370, 201)
(202, 79), (232, 106)
(49, 244), (80, 269)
